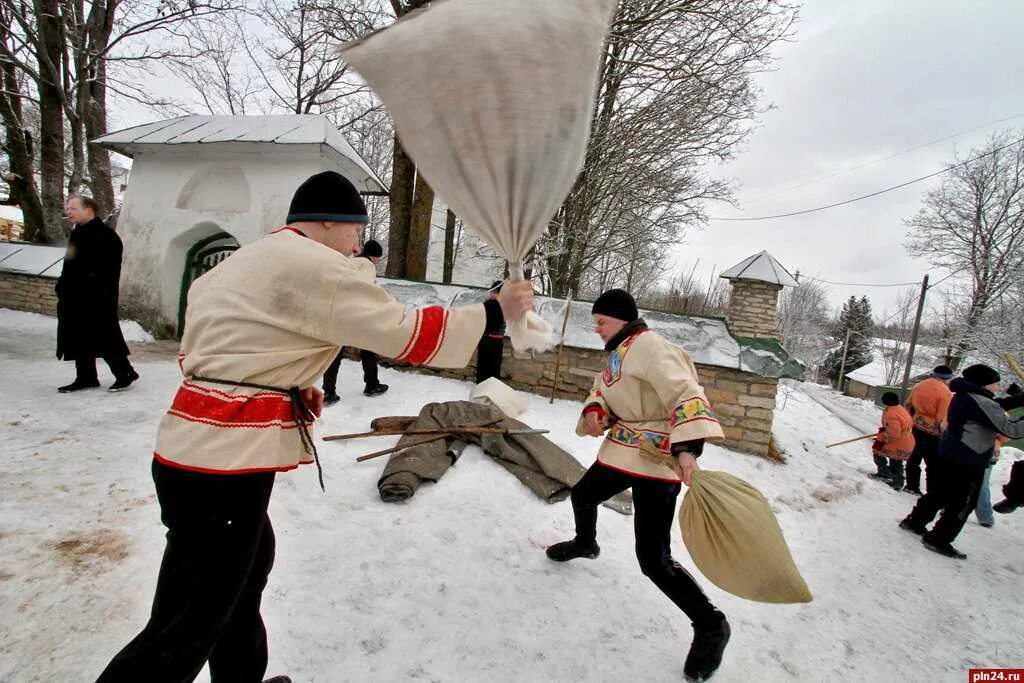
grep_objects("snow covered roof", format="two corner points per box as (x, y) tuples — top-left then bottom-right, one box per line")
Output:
(0, 242), (64, 277)
(720, 251), (799, 287)
(93, 115), (387, 195)
(377, 278), (804, 379)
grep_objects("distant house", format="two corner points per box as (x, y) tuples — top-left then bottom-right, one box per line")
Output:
(0, 205), (23, 241)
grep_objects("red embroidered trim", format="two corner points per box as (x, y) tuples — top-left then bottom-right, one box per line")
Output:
(154, 452), (306, 474)
(594, 457), (680, 483)
(424, 308), (450, 365)
(169, 384), (296, 426)
(401, 306), (447, 365)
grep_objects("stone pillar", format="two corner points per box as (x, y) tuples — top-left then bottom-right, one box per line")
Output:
(725, 279), (783, 339)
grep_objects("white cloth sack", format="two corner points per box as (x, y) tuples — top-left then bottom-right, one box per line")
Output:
(471, 377), (528, 419)
(341, 0), (617, 352)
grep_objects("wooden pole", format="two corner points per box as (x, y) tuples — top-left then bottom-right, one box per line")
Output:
(549, 290), (574, 403)
(356, 435), (450, 462)
(825, 433), (878, 448)
(325, 418), (503, 442)
(898, 274), (929, 402)
(1005, 353), (1024, 381)
(837, 328), (852, 393)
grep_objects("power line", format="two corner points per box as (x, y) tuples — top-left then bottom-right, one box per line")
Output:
(709, 136), (1024, 222)
(801, 275), (919, 287)
(742, 112), (1024, 205)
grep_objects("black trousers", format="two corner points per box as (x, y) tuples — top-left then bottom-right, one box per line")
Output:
(97, 460), (276, 683)
(905, 428), (939, 491)
(873, 454), (905, 487)
(569, 461), (720, 628)
(322, 349), (380, 395)
(75, 355), (135, 382)
(475, 336), (504, 384)
(905, 456), (984, 546)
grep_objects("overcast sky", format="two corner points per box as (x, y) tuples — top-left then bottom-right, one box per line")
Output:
(684, 0), (1024, 319)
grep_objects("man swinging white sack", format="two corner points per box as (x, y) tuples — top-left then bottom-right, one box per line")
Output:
(95, 171), (534, 683)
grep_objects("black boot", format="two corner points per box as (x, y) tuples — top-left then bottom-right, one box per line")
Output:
(545, 539), (600, 562)
(364, 383), (389, 397)
(993, 498), (1021, 514)
(898, 517), (926, 535)
(684, 612), (730, 682)
(921, 536), (966, 560)
(263, 677), (292, 683)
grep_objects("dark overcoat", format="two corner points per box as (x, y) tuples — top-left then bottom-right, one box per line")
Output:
(55, 217), (130, 360)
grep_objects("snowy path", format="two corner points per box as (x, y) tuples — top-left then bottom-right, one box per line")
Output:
(0, 309), (1021, 682)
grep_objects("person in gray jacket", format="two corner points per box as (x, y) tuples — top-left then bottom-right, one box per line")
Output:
(900, 364), (1024, 559)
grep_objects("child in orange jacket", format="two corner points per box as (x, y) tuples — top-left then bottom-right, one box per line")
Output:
(871, 392), (916, 490)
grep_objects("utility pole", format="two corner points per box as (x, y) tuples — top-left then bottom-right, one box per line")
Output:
(899, 274), (930, 402)
(837, 328), (852, 392)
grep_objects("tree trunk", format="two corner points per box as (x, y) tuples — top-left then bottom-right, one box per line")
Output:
(442, 208), (456, 283)
(405, 170), (434, 280)
(386, 135), (414, 278)
(37, 0), (68, 242)
(0, 60), (46, 242)
(84, 60), (115, 217)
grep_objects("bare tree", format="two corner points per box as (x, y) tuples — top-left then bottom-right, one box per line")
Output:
(0, 0), (241, 242)
(875, 288), (918, 386)
(541, 0), (798, 297)
(906, 130), (1024, 369)
(777, 278), (832, 366)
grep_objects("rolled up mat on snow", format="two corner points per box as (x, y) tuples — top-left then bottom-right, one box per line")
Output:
(679, 470), (812, 604)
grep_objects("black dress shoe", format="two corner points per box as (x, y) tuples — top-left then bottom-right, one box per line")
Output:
(108, 370), (140, 392)
(323, 393), (341, 406)
(364, 383), (389, 396)
(58, 379), (100, 393)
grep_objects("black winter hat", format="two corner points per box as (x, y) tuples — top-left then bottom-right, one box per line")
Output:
(489, 280), (504, 294)
(962, 364), (1000, 388)
(931, 365), (954, 380)
(361, 239), (383, 258)
(287, 171), (368, 224)
(591, 288), (638, 322)
(881, 392), (900, 406)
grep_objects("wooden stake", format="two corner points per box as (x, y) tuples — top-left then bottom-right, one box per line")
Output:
(825, 433), (878, 449)
(549, 290), (574, 404)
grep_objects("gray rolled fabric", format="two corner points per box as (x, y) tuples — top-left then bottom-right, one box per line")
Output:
(377, 400), (632, 515)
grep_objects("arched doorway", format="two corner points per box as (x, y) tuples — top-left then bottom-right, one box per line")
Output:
(176, 232), (240, 335)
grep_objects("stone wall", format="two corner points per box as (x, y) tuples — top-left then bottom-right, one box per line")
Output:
(0, 272), (58, 316)
(368, 342), (778, 459)
(726, 280), (783, 339)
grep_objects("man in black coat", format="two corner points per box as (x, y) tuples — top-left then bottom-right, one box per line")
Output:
(55, 195), (139, 393)
(475, 280), (506, 384)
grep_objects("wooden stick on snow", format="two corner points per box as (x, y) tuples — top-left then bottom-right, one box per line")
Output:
(324, 418), (503, 442)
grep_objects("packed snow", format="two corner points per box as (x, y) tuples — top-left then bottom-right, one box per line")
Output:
(0, 308), (1021, 682)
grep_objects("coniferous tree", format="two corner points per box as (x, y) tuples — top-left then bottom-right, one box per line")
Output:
(821, 296), (874, 384)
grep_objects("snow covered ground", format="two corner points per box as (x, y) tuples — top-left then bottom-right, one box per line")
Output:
(0, 308), (1021, 682)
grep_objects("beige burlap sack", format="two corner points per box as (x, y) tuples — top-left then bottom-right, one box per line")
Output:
(679, 470), (812, 604)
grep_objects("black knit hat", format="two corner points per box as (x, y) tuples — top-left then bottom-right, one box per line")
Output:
(361, 239), (383, 258)
(881, 392), (900, 406)
(592, 288), (638, 322)
(962, 364), (1000, 387)
(287, 171), (368, 224)
(931, 365), (954, 380)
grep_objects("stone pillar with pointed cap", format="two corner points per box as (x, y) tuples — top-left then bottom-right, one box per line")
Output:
(720, 251), (799, 339)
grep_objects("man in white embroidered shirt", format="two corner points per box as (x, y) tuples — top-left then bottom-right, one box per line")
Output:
(96, 171), (534, 683)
